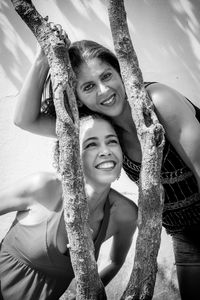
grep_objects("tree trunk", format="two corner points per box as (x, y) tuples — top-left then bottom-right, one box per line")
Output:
(10, 1), (106, 299)
(107, 1), (165, 299)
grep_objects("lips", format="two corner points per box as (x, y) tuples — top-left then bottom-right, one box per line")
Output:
(95, 161), (116, 170)
(100, 94), (115, 106)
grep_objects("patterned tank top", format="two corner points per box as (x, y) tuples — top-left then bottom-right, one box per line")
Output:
(123, 82), (200, 234)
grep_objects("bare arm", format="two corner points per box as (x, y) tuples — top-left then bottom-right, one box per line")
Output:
(99, 199), (137, 286)
(14, 47), (57, 138)
(148, 83), (200, 191)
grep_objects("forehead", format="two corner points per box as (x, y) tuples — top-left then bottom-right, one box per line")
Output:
(80, 118), (115, 140)
(77, 58), (112, 79)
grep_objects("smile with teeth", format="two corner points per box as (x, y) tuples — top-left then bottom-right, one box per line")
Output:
(96, 161), (116, 170)
(101, 94), (115, 106)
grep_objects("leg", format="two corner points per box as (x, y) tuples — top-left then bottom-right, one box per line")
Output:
(172, 226), (200, 300)
(0, 281), (4, 300)
(176, 265), (200, 300)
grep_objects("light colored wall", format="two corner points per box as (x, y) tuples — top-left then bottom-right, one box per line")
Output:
(1, 0), (200, 186)
(1, 0), (200, 103)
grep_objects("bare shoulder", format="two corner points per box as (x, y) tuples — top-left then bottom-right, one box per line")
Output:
(146, 82), (195, 118)
(0, 172), (62, 215)
(21, 172), (60, 193)
(146, 82), (185, 103)
(109, 188), (138, 226)
(19, 172), (62, 209)
(31, 172), (61, 189)
(29, 172), (62, 207)
(146, 82), (196, 130)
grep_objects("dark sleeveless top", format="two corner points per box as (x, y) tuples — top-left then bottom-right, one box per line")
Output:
(123, 82), (200, 234)
(0, 199), (110, 300)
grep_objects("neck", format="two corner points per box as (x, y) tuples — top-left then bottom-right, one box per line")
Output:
(111, 101), (142, 161)
(85, 182), (111, 214)
(112, 101), (136, 133)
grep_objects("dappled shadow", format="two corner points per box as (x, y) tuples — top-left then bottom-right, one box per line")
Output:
(54, 0), (113, 48)
(0, 1), (36, 94)
(2, 0), (200, 102)
(129, 0), (200, 87)
(122, 0), (200, 103)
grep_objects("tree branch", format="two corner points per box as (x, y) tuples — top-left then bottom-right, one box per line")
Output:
(11, 1), (107, 299)
(107, 0), (165, 299)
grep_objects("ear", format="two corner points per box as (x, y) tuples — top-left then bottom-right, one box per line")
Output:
(77, 99), (83, 107)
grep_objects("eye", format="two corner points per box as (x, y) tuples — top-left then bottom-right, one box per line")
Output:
(85, 142), (97, 149)
(108, 139), (119, 145)
(102, 72), (112, 81)
(83, 83), (95, 92)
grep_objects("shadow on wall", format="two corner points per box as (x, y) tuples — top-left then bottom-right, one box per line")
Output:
(1, 0), (200, 103)
(0, 1), (36, 96)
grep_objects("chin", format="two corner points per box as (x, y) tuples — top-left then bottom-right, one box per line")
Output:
(109, 106), (124, 117)
(99, 174), (119, 185)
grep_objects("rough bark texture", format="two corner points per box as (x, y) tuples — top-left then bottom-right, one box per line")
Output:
(10, 1), (107, 299)
(107, 1), (165, 299)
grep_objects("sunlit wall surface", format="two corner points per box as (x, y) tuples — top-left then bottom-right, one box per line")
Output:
(1, 0), (200, 102)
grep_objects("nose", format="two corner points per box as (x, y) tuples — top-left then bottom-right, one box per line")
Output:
(97, 82), (109, 95)
(98, 145), (112, 157)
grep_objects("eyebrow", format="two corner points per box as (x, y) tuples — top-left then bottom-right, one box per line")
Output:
(83, 134), (117, 144)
